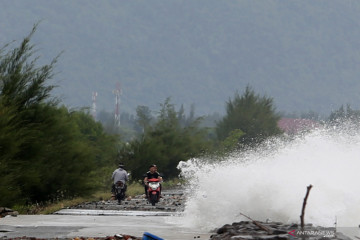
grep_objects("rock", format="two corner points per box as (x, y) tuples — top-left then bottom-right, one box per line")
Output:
(0, 207), (18, 217)
(70, 189), (185, 212)
(210, 221), (352, 240)
(114, 234), (142, 240)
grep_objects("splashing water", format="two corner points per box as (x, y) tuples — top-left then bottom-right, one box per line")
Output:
(177, 127), (360, 230)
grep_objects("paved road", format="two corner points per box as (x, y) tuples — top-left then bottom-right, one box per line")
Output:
(0, 213), (211, 240)
(0, 189), (212, 239)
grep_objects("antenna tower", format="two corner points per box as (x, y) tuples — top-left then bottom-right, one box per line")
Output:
(91, 91), (97, 120)
(113, 83), (122, 126)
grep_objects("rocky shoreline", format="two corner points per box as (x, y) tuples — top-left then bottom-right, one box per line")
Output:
(209, 221), (352, 240)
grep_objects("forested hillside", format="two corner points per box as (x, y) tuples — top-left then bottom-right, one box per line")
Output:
(1, 0), (360, 116)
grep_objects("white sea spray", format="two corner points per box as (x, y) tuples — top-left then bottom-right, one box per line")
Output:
(176, 126), (360, 230)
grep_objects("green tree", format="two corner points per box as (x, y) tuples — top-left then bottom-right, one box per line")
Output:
(216, 86), (282, 148)
(68, 109), (120, 191)
(220, 129), (245, 151)
(0, 25), (60, 205)
(0, 101), (25, 205)
(0, 25), (119, 206)
(119, 98), (212, 180)
(328, 104), (360, 130)
(328, 104), (360, 125)
(135, 105), (153, 134)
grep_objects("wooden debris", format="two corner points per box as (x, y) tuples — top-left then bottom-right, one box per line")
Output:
(300, 184), (313, 229)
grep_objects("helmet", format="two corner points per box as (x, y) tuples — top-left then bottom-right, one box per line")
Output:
(118, 163), (125, 168)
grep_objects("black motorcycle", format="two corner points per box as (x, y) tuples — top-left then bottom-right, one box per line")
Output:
(114, 180), (126, 204)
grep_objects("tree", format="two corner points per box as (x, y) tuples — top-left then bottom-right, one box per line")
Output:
(216, 86), (282, 148)
(119, 98), (212, 180)
(220, 129), (245, 151)
(135, 105), (153, 134)
(0, 24), (61, 205)
(326, 104), (360, 140)
(328, 104), (360, 126)
(0, 26), (57, 110)
(0, 25), (119, 206)
(0, 101), (25, 205)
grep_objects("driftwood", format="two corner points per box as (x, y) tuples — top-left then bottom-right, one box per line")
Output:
(239, 212), (273, 234)
(300, 184), (313, 229)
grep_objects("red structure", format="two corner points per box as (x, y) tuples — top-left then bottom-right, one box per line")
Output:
(278, 118), (321, 135)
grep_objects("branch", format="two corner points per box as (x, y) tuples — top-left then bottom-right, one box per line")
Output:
(239, 212), (273, 234)
(300, 184), (313, 229)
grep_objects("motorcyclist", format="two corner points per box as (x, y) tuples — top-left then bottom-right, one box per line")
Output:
(111, 163), (129, 197)
(144, 164), (163, 198)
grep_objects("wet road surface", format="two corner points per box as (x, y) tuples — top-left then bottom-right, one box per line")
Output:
(0, 190), (212, 240)
(0, 214), (211, 240)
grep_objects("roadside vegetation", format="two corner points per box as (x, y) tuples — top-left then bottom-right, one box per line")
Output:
(14, 181), (178, 215)
(2, 25), (359, 213)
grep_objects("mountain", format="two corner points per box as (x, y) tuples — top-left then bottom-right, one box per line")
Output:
(1, 0), (360, 117)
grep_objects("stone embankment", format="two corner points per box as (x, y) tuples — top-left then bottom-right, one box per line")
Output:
(69, 189), (185, 212)
(209, 221), (352, 240)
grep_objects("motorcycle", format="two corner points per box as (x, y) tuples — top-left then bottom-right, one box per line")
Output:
(114, 180), (126, 204)
(146, 178), (161, 206)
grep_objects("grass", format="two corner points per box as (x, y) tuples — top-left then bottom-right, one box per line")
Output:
(14, 192), (112, 215)
(13, 179), (183, 215)
(162, 178), (184, 189)
(13, 182), (146, 215)
(127, 181), (145, 196)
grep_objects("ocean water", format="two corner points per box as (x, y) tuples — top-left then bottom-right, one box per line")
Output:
(177, 126), (360, 231)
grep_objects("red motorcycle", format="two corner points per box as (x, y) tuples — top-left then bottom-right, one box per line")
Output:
(146, 178), (161, 206)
